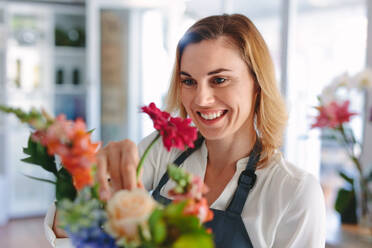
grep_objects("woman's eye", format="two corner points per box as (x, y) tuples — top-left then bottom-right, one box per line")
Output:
(181, 79), (195, 86)
(214, 77), (226, 84)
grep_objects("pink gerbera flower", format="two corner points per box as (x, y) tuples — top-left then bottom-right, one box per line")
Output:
(141, 102), (197, 151)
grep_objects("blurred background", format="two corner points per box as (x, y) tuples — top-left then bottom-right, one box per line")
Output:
(0, 0), (371, 247)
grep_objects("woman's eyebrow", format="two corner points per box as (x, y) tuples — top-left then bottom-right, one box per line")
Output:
(180, 68), (231, 77)
(180, 71), (191, 77)
(207, 68), (232, 75)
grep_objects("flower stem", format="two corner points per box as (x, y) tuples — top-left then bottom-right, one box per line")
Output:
(337, 125), (370, 220)
(136, 133), (160, 183)
(338, 125), (363, 175)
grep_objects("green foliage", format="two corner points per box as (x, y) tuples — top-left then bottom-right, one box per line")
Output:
(0, 105), (51, 129)
(167, 164), (191, 194)
(22, 136), (58, 176)
(164, 201), (187, 218)
(20, 135), (77, 203)
(335, 171), (355, 214)
(172, 233), (214, 248)
(148, 208), (167, 244)
(137, 201), (213, 248)
(56, 168), (77, 203)
(22, 173), (56, 185)
(335, 188), (355, 214)
(58, 187), (105, 232)
(339, 171), (353, 185)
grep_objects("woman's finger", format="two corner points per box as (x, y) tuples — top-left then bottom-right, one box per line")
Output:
(107, 142), (123, 193)
(96, 152), (110, 200)
(120, 139), (139, 190)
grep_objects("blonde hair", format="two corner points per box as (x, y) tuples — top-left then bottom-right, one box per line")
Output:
(166, 14), (288, 168)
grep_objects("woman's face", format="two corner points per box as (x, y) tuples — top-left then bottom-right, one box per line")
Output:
(180, 36), (256, 141)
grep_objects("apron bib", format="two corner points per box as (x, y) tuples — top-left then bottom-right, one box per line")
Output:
(152, 137), (261, 248)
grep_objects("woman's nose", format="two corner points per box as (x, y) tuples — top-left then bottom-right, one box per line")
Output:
(194, 83), (214, 106)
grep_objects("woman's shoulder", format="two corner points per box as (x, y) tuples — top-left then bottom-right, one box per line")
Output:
(258, 152), (324, 207)
(252, 153), (326, 247)
(263, 152), (319, 184)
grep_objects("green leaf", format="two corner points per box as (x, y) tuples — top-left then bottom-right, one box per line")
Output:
(22, 173), (56, 184)
(164, 201), (187, 218)
(149, 208), (167, 244)
(87, 128), (95, 134)
(172, 233), (214, 248)
(335, 188), (354, 213)
(21, 136), (58, 176)
(338, 171), (354, 185)
(0, 105), (47, 129)
(168, 215), (200, 233)
(167, 165), (192, 195)
(56, 168), (77, 203)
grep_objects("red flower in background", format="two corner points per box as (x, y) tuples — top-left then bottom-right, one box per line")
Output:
(141, 102), (197, 151)
(311, 100), (357, 129)
(32, 115), (100, 190)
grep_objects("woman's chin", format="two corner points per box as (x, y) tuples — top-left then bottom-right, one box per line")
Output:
(197, 128), (227, 141)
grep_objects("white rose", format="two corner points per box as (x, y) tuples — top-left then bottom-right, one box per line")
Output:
(105, 188), (157, 242)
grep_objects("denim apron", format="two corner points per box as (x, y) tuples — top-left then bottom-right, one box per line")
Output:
(152, 137), (261, 248)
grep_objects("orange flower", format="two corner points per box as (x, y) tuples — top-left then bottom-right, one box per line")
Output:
(69, 167), (94, 191)
(32, 115), (100, 190)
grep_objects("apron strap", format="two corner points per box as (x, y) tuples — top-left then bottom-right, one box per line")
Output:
(152, 135), (205, 196)
(226, 140), (261, 216)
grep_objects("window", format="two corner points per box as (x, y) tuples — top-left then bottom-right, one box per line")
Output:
(286, 0), (367, 234)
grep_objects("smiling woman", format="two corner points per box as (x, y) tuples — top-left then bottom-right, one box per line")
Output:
(162, 14), (325, 247)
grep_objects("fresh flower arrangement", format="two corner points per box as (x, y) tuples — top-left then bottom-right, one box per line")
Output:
(0, 103), (214, 248)
(311, 68), (372, 227)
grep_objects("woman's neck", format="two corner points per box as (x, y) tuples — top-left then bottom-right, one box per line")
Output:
(205, 125), (256, 171)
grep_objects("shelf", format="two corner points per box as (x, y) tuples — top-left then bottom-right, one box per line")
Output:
(6, 87), (52, 96)
(54, 84), (86, 95)
(54, 46), (85, 57)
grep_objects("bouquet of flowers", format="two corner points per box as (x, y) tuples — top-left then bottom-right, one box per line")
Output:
(311, 68), (372, 228)
(0, 103), (214, 248)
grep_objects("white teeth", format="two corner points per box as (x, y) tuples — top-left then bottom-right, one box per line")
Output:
(200, 111), (224, 120)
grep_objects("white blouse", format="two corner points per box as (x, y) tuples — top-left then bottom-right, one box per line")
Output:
(44, 131), (326, 247)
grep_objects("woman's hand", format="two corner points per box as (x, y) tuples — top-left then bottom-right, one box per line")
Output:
(96, 139), (140, 201)
(53, 210), (68, 238)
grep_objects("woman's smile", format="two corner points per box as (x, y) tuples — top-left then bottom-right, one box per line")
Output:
(197, 109), (228, 123)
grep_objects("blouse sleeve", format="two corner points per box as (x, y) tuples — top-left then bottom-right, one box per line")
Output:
(273, 174), (326, 248)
